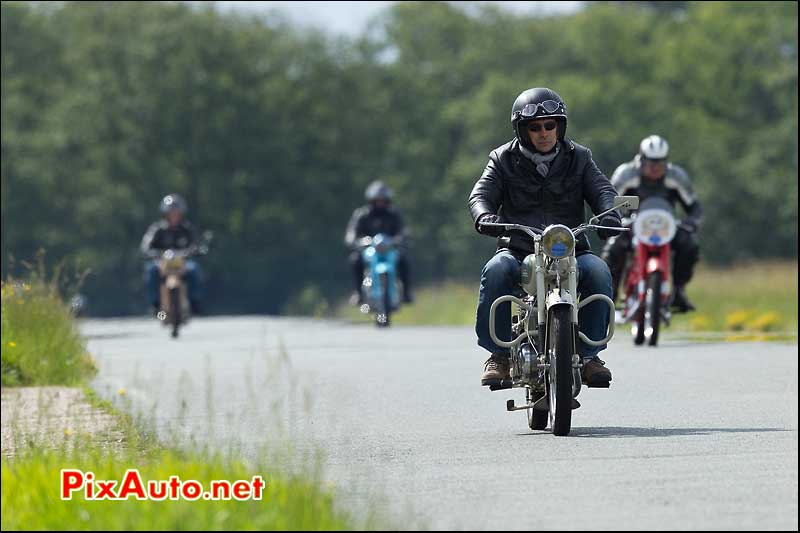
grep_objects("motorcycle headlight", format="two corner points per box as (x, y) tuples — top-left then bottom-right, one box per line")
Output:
(165, 256), (185, 270)
(373, 234), (392, 253)
(541, 224), (575, 259)
(633, 208), (677, 245)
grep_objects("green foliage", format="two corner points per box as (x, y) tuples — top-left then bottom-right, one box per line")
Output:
(1, 264), (96, 386)
(1, 1), (796, 315)
(282, 284), (331, 317)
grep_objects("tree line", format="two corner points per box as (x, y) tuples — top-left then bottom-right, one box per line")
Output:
(2, 1), (796, 315)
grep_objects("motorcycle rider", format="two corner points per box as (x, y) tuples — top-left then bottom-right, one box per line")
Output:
(344, 180), (413, 305)
(601, 135), (702, 312)
(140, 193), (203, 315)
(469, 87), (621, 389)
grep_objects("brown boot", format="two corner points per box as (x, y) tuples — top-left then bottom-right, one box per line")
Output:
(581, 358), (612, 385)
(481, 355), (511, 387)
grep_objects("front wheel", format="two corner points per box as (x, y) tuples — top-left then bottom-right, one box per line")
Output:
(644, 271), (662, 346)
(169, 287), (181, 338)
(375, 273), (391, 328)
(632, 293), (645, 345)
(547, 306), (574, 436)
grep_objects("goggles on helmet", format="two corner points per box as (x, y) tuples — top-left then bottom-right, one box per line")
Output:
(517, 100), (565, 119)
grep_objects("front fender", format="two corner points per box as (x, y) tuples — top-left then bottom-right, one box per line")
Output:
(545, 288), (575, 313)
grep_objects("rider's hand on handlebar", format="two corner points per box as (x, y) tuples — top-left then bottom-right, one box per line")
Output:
(681, 219), (700, 234)
(477, 214), (504, 237)
(596, 215), (622, 241)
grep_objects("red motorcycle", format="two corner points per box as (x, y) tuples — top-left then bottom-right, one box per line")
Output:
(619, 197), (679, 346)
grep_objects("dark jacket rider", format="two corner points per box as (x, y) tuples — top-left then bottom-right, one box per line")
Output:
(601, 135), (702, 312)
(141, 194), (203, 314)
(469, 87), (621, 389)
(345, 181), (413, 305)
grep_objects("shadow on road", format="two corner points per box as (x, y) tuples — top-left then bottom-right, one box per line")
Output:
(83, 332), (137, 341)
(549, 426), (795, 438)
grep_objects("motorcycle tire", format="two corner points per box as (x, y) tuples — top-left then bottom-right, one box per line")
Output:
(170, 287), (181, 338)
(644, 271), (662, 346)
(633, 312), (646, 346)
(376, 273), (391, 328)
(547, 306), (574, 436)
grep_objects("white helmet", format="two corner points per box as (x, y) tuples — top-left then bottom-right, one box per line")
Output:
(639, 135), (669, 160)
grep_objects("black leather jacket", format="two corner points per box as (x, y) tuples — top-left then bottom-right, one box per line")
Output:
(344, 205), (407, 249)
(468, 138), (620, 253)
(140, 219), (199, 257)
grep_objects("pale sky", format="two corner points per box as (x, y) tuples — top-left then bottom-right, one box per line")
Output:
(193, 1), (584, 36)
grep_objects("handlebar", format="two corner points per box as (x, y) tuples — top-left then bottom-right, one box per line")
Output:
(144, 247), (203, 261)
(355, 235), (403, 249)
(573, 224), (630, 237)
(481, 222), (629, 240)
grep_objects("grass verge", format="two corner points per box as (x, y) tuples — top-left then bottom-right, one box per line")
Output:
(1, 268), (364, 530)
(1, 274), (96, 386)
(1, 447), (352, 530)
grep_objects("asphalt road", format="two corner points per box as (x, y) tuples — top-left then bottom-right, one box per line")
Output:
(83, 316), (798, 530)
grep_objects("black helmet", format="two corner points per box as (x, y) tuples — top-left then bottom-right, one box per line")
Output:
(511, 87), (568, 149)
(159, 193), (187, 215)
(365, 181), (393, 202)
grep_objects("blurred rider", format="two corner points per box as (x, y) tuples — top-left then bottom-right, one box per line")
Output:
(140, 193), (204, 315)
(344, 181), (413, 305)
(602, 135), (703, 312)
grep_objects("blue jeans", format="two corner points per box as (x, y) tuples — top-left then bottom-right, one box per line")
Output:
(145, 260), (202, 307)
(475, 250), (613, 360)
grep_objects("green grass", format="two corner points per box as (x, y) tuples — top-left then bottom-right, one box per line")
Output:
(338, 281), (480, 326)
(1, 277), (96, 386)
(666, 261), (798, 337)
(1, 447), (353, 530)
(2, 380), (372, 530)
(2, 382), (370, 531)
(337, 261), (798, 338)
(1, 264), (370, 531)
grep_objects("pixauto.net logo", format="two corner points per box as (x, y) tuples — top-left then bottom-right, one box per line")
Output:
(60, 469), (266, 501)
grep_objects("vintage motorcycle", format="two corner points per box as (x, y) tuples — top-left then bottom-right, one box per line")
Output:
(155, 248), (193, 338)
(357, 233), (401, 327)
(149, 232), (211, 338)
(482, 196), (639, 436)
(618, 196), (685, 346)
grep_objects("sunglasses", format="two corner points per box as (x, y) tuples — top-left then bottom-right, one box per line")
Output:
(528, 121), (558, 132)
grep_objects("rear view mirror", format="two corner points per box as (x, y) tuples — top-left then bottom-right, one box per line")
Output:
(589, 196), (640, 225)
(613, 195), (639, 210)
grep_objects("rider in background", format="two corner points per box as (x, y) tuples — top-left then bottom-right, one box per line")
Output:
(140, 193), (203, 315)
(468, 87), (621, 389)
(344, 180), (413, 305)
(601, 135), (703, 312)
